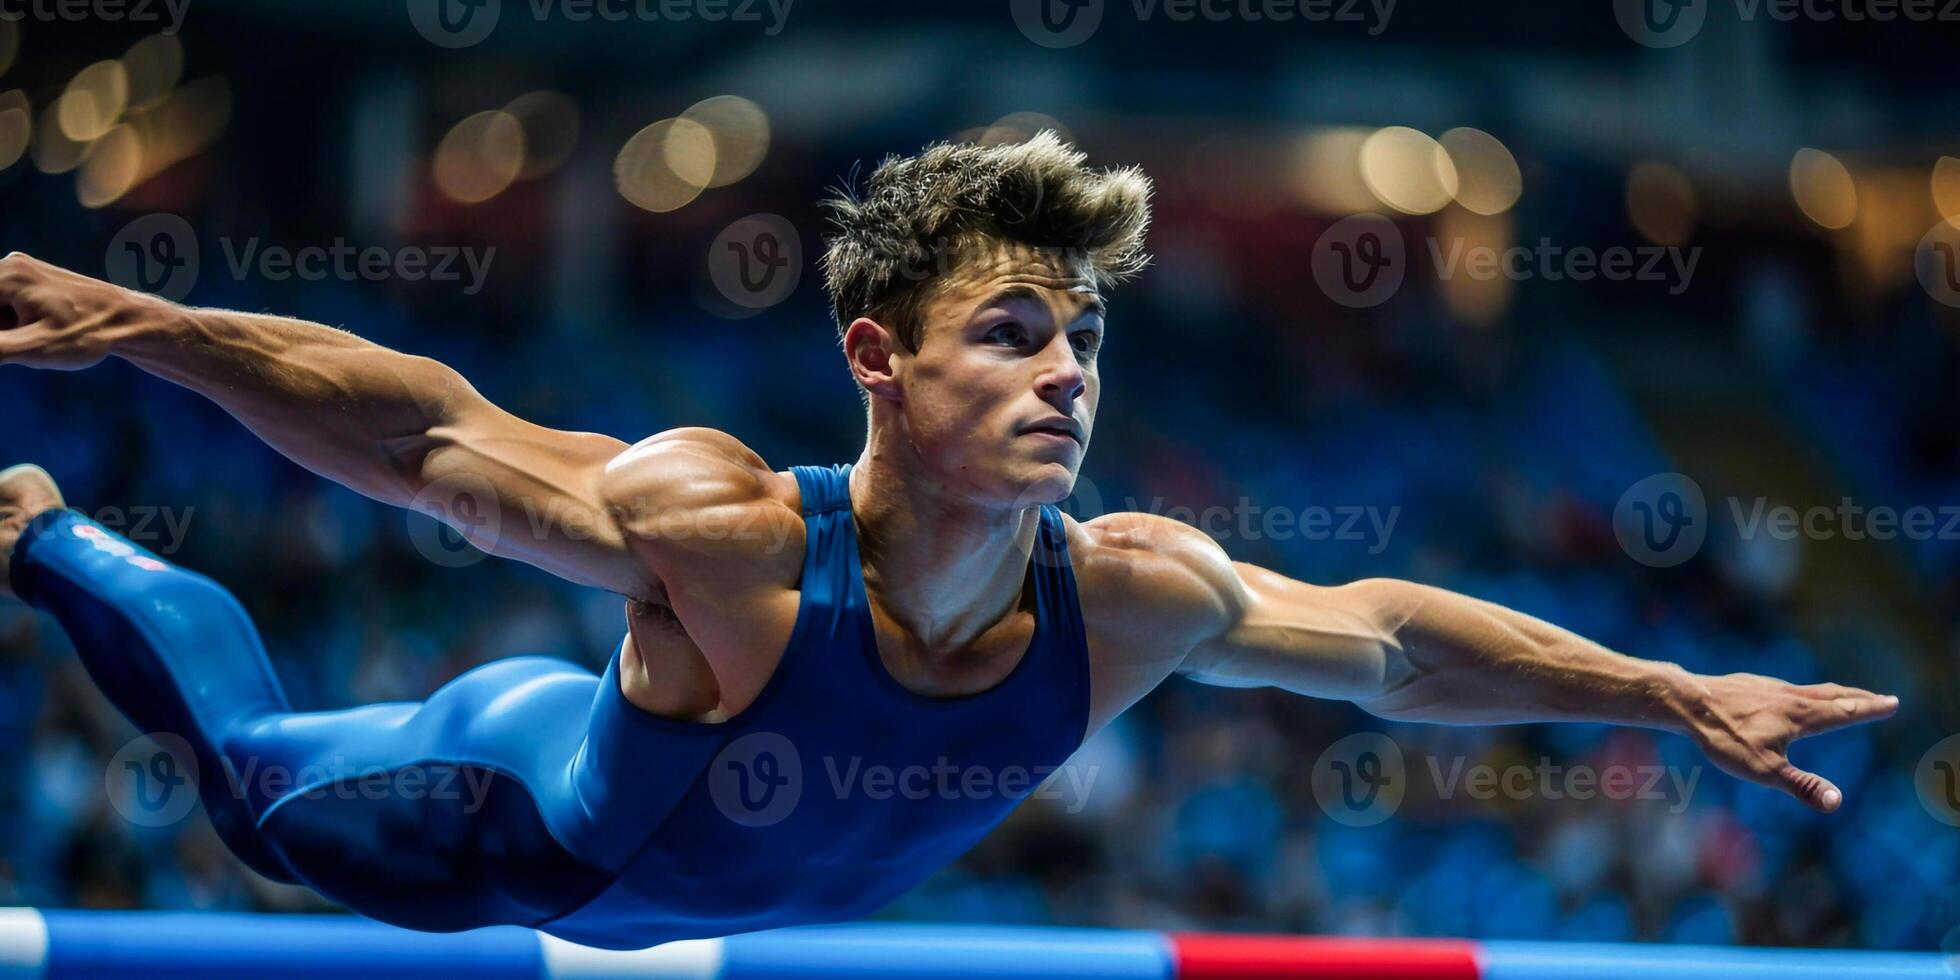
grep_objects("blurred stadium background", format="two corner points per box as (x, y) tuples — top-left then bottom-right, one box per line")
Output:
(3, 0), (1960, 954)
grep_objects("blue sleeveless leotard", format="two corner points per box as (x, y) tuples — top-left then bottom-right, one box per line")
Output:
(10, 464), (1090, 949)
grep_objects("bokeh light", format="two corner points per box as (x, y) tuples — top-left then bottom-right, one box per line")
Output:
(1844, 169), (1925, 294)
(505, 91), (579, 180)
(32, 102), (89, 174)
(126, 76), (230, 174)
(1359, 126), (1458, 215)
(1626, 162), (1697, 246)
(1436, 206), (1514, 326)
(1931, 155), (1960, 228)
(615, 117), (717, 213)
(0, 90), (29, 171)
(77, 123), (144, 208)
(122, 35), (184, 113)
(1440, 127), (1522, 216)
(1289, 127), (1377, 215)
(432, 110), (525, 204)
(58, 60), (129, 143)
(1790, 148), (1857, 230)
(679, 95), (768, 188)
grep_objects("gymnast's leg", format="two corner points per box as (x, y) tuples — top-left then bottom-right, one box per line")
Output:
(0, 466), (618, 930)
(1, 465), (298, 884)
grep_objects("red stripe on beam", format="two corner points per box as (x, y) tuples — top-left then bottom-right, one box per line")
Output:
(1171, 934), (1482, 980)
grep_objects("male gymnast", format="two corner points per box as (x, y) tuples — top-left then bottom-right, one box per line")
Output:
(0, 134), (1898, 948)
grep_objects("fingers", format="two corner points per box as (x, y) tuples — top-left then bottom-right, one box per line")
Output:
(1774, 760), (1844, 813)
(0, 253), (39, 325)
(0, 323), (48, 363)
(1794, 685), (1900, 735)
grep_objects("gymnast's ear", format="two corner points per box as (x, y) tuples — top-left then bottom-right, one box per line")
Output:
(843, 315), (902, 401)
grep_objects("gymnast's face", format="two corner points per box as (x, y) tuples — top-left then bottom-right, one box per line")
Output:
(857, 242), (1103, 509)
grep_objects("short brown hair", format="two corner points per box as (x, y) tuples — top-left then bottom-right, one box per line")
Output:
(820, 131), (1153, 350)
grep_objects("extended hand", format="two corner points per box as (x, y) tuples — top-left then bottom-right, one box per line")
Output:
(0, 252), (161, 371)
(1682, 672), (1898, 812)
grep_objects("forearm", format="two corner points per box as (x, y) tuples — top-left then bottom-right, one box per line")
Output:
(1354, 580), (1705, 732)
(1175, 534), (1894, 813)
(110, 298), (479, 506)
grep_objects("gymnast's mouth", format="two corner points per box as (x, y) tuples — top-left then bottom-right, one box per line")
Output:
(1017, 418), (1084, 445)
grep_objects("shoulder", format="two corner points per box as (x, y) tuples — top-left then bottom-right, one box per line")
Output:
(598, 428), (803, 570)
(1066, 511), (1247, 664)
(600, 428), (795, 518)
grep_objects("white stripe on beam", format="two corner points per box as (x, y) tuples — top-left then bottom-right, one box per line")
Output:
(539, 934), (724, 980)
(0, 909), (46, 979)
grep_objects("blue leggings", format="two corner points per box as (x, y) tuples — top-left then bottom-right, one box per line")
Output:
(10, 509), (721, 934)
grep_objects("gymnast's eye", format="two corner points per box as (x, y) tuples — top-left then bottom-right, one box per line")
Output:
(1070, 331), (1100, 357)
(987, 323), (1029, 347)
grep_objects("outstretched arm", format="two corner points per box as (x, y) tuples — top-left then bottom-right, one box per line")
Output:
(1112, 515), (1900, 813)
(0, 252), (642, 595)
